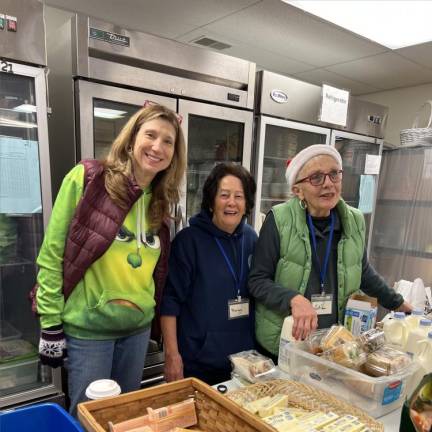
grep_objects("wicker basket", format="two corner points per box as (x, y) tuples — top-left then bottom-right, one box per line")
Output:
(227, 379), (384, 432)
(400, 101), (432, 146)
(78, 378), (275, 432)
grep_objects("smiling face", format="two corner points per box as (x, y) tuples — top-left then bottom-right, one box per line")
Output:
(131, 118), (176, 188)
(212, 175), (246, 234)
(292, 155), (342, 217)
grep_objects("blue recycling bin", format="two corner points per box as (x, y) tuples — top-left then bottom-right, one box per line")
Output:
(0, 402), (84, 432)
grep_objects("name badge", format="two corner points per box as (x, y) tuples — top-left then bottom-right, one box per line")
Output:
(228, 298), (250, 320)
(311, 293), (333, 315)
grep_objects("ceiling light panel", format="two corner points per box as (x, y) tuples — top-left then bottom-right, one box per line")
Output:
(284, 1), (432, 49)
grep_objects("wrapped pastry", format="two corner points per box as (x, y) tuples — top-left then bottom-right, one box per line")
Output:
(356, 328), (385, 353)
(229, 350), (275, 383)
(304, 329), (328, 355)
(320, 325), (355, 351)
(362, 345), (411, 377)
(322, 341), (367, 369)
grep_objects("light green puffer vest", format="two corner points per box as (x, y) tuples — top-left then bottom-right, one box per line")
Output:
(255, 198), (365, 355)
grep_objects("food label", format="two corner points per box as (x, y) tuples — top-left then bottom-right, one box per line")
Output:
(382, 380), (402, 405)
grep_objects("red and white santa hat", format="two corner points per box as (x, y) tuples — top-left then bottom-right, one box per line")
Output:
(285, 144), (342, 188)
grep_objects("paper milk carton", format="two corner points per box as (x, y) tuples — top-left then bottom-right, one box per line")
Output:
(344, 294), (377, 336)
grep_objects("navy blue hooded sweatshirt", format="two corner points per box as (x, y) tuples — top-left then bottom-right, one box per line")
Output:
(161, 210), (257, 376)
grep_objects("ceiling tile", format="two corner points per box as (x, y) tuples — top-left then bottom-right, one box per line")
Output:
(45, 0), (261, 39)
(327, 52), (432, 89)
(294, 69), (381, 95)
(202, 0), (388, 67)
(177, 29), (315, 74)
(396, 41), (432, 69)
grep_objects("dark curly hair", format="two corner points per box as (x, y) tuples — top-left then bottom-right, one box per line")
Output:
(201, 163), (256, 216)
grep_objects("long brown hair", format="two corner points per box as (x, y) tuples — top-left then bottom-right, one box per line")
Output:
(103, 104), (186, 231)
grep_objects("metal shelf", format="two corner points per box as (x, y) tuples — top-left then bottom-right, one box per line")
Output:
(377, 199), (432, 208)
(0, 258), (34, 268)
(264, 155), (287, 161)
(374, 246), (432, 259)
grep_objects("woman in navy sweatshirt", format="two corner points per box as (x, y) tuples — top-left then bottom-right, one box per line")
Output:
(160, 163), (257, 385)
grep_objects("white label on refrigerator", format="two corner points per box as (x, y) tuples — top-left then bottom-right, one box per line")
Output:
(364, 154), (382, 175)
(319, 84), (349, 127)
(0, 137), (42, 214)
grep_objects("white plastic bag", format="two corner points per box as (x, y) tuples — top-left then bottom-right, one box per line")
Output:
(394, 278), (426, 311)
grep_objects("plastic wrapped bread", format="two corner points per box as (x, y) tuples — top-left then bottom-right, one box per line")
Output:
(229, 350), (275, 382)
(320, 325), (355, 351)
(356, 328), (385, 353)
(362, 345), (411, 377)
(322, 341), (367, 369)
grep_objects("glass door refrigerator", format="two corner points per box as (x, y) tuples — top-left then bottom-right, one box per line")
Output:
(0, 0), (63, 408)
(254, 116), (330, 229)
(45, 10), (256, 386)
(179, 100), (253, 222)
(331, 131), (383, 253)
(253, 70), (388, 240)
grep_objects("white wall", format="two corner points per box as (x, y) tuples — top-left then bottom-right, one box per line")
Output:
(358, 83), (432, 146)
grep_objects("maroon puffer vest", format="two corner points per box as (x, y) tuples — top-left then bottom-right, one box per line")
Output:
(63, 159), (170, 340)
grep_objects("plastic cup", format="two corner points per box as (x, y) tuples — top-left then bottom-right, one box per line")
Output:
(85, 379), (121, 400)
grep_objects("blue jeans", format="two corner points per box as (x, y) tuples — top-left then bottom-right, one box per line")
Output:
(65, 328), (150, 416)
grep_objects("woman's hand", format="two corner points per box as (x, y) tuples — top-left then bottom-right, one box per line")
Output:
(395, 301), (413, 314)
(164, 351), (184, 382)
(290, 294), (318, 340)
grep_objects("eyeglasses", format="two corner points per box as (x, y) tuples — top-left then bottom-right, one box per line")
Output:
(295, 169), (343, 186)
(143, 100), (183, 125)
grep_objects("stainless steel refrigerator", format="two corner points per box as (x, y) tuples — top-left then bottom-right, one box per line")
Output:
(45, 10), (256, 386)
(0, 0), (63, 408)
(253, 71), (387, 254)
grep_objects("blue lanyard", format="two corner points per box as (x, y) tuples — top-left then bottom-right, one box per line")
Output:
(307, 211), (335, 295)
(214, 235), (244, 299)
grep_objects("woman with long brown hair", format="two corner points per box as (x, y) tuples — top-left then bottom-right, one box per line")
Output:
(35, 102), (186, 414)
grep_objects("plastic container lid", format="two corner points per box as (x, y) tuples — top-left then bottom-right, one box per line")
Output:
(412, 309), (424, 316)
(394, 312), (406, 319)
(85, 379), (121, 400)
(419, 319), (432, 326)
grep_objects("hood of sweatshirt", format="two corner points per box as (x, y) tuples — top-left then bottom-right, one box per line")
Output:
(189, 209), (246, 239)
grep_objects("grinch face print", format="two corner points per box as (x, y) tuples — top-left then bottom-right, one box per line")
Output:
(115, 225), (160, 269)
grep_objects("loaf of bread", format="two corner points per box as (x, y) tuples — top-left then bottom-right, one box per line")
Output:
(362, 346), (411, 377)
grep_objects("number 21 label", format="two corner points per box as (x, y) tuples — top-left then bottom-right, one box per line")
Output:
(1, 59), (13, 73)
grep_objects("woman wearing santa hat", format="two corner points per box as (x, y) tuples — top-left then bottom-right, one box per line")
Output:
(248, 144), (412, 359)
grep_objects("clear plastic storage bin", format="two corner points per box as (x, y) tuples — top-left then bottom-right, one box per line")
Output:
(0, 358), (38, 392)
(278, 340), (416, 418)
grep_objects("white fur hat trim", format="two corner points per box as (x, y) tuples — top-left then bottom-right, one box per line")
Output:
(285, 144), (342, 188)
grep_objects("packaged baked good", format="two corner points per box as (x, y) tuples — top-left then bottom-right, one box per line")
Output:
(304, 329), (328, 355)
(362, 345), (411, 377)
(356, 328), (385, 353)
(322, 341), (367, 369)
(320, 325), (355, 351)
(229, 350), (275, 383)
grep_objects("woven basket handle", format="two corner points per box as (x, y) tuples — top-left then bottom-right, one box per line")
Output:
(412, 100), (432, 129)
